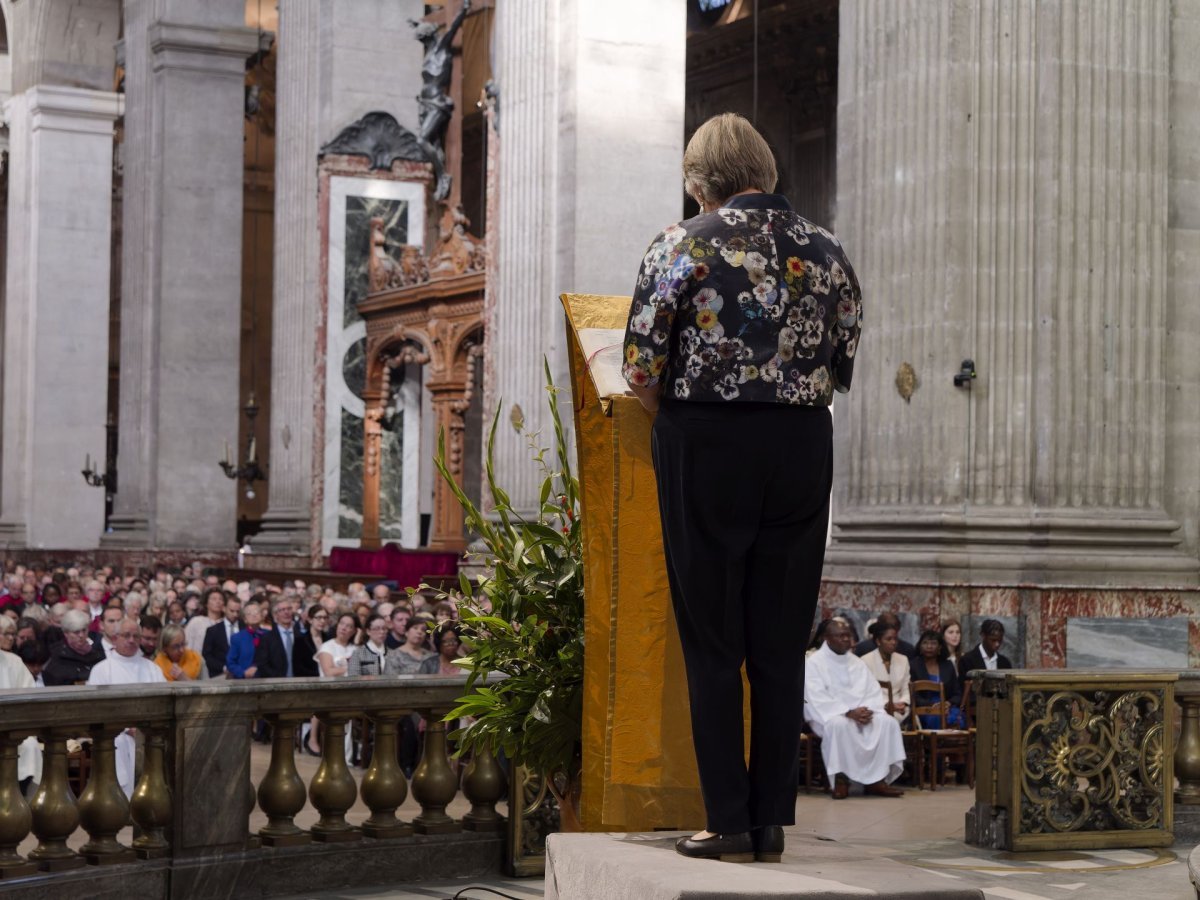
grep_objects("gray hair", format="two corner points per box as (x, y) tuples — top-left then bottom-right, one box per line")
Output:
(123, 590), (145, 612)
(61, 609), (91, 633)
(682, 113), (778, 208)
(0, 617), (13, 635)
(159, 623), (185, 653)
(270, 594), (294, 612)
(20, 604), (48, 624)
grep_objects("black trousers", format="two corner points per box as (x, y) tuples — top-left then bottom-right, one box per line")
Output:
(651, 400), (832, 833)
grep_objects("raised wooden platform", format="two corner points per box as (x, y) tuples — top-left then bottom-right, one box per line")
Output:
(545, 832), (983, 900)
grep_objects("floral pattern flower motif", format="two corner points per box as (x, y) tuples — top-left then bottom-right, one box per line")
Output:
(622, 193), (862, 405)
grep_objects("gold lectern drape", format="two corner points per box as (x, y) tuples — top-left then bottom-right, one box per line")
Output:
(561, 293), (713, 832)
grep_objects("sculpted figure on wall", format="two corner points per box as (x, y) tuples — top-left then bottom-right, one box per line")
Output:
(410, 0), (471, 200)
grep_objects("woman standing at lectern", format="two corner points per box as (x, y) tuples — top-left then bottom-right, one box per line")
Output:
(622, 113), (863, 864)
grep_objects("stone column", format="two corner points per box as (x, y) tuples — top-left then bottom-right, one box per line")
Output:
(252, 0), (424, 557)
(825, 0), (1196, 587)
(486, 0), (687, 515)
(103, 0), (257, 550)
(0, 86), (122, 549)
(1167, 0), (1200, 561)
(250, 0), (323, 556)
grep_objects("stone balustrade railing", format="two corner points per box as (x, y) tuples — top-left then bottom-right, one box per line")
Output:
(0, 675), (507, 899)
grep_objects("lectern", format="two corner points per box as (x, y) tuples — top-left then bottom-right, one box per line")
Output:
(561, 292), (708, 832)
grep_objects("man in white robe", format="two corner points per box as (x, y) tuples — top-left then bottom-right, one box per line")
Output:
(87, 616), (166, 797)
(804, 620), (905, 799)
(0, 648), (42, 787)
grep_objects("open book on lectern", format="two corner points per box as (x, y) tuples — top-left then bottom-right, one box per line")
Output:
(560, 293), (637, 414)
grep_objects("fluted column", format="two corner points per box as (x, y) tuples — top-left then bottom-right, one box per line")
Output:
(0, 86), (121, 549)
(251, 0), (322, 555)
(102, 0), (257, 549)
(253, 0), (425, 556)
(486, 0), (687, 514)
(826, 0), (1195, 586)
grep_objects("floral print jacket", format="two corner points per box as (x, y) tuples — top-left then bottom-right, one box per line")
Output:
(621, 193), (862, 405)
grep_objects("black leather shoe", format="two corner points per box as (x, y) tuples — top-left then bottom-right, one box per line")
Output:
(674, 831), (754, 863)
(751, 825), (784, 863)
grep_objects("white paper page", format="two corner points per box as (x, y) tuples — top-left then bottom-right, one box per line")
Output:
(576, 327), (633, 399)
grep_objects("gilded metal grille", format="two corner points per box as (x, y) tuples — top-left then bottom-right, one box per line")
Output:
(1019, 688), (1167, 836)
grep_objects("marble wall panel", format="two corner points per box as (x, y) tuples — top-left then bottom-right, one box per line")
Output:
(321, 175), (424, 554)
(820, 579), (1200, 669)
(1066, 617), (1189, 669)
(379, 411), (405, 541)
(338, 407), (364, 539)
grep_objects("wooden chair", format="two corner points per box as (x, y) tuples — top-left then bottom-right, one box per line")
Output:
(910, 680), (973, 790)
(67, 740), (92, 797)
(798, 727), (827, 793)
(880, 679), (923, 788)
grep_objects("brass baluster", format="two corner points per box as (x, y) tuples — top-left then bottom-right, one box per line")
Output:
(411, 711), (462, 834)
(0, 734), (35, 878)
(78, 725), (135, 864)
(28, 730), (84, 870)
(257, 714), (311, 846)
(461, 746), (506, 832)
(360, 709), (412, 839)
(130, 727), (171, 858)
(308, 712), (360, 842)
(1176, 692), (1200, 803)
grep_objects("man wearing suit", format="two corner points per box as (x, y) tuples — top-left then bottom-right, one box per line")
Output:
(202, 596), (242, 677)
(256, 597), (317, 678)
(959, 619), (1013, 675)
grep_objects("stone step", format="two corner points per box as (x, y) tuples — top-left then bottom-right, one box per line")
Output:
(545, 832), (983, 899)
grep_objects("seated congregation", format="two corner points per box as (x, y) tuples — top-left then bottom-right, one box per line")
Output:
(801, 612), (1013, 797)
(0, 557), (471, 794)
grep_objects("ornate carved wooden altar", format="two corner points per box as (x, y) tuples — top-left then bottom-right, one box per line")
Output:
(358, 212), (485, 552)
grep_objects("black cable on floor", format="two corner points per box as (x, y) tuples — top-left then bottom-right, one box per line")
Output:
(449, 888), (527, 900)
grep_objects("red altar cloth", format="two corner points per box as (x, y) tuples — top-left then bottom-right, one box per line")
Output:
(327, 544), (459, 588)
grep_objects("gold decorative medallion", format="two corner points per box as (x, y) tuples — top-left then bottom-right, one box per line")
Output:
(895, 362), (917, 402)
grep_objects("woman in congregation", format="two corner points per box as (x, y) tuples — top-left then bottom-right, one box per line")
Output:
(297, 603), (334, 757)
(417, 622), (463, 676)
(385, 617), (435, 777)
(383, 618), (434, 675)
(226, 599), (266, 679)
(860, 622), (910, 724)
(0, 615), (15, 652)
(298, 604), (329, 664)
(154, 623), (206, 681)
(315, 612), (359, 679)
(349, 614), (390, 676)
(315, 611), (359, 763)
(40, 583), (62, 607)
(910, 630), (964, 729)
(940, 618), (964, 676)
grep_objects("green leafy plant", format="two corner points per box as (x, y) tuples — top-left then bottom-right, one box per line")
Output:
(428, 359), (584, 817)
